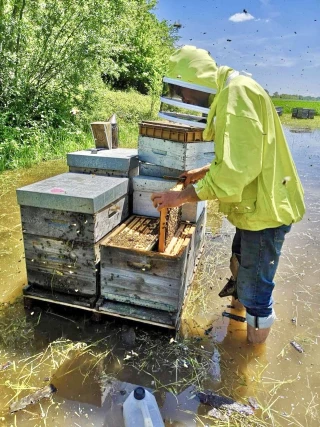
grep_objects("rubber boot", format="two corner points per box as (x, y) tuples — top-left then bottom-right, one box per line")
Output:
(247, 325), (271, 344)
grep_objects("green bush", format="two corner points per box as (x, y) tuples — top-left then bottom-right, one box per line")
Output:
(0, 88), (159, 171)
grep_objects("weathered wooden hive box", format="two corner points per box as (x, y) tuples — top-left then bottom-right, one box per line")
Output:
(17, 173), (129, 306)
(67, 148), (139, 177)
(97, 211), (206, 328)
(138, 123), (214, 178)
(132, 176), (206, 223)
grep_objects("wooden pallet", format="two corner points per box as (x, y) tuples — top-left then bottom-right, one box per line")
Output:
(23, 286), (176, 329)
(23, 211), (207, 330)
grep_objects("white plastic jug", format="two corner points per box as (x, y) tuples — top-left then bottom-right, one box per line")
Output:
(123, 386), (165, 427)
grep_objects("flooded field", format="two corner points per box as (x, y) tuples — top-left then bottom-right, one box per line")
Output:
(0, 128), (319, 426)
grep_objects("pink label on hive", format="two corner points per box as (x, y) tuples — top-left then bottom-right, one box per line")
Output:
(50, 187), (66, 194)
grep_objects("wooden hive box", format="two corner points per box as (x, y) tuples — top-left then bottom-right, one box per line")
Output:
(17, 173), (129, 304)
(98, 210), (206, 328)
(139, 121), (204, 142)
(132, 176), (206, 223)
(138, 135), (214, 172)
(67, 148), (139, 178)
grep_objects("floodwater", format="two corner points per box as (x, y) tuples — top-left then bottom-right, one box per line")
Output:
(0, 128), (319, 426)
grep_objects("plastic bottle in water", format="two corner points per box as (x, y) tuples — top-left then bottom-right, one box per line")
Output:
(123, 386), (165, 427)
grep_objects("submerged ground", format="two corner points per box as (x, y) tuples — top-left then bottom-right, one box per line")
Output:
(0, 126), (319, 426)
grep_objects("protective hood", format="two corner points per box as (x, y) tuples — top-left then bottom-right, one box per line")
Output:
(166, 46), (234, 139)
(167, 45), (219, 90)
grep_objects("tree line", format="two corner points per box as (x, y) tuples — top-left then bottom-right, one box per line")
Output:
(0, 0), (177, 129)
(271, 92), (320, 101)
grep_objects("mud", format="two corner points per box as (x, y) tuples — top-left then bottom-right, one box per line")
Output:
(0, 128), (319, 426)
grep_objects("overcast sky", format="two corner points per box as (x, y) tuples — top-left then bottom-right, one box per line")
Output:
(154, 0), (320, 97)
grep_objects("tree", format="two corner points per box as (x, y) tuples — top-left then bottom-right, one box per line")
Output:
(0, 0), (177, 127)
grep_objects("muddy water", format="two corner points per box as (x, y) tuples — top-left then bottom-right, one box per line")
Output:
(0, 129), (319, 426)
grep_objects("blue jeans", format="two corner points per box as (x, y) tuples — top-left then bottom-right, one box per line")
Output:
(232, 224), (291, 319)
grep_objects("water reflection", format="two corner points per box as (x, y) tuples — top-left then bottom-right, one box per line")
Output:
(0, 129), (319, 426)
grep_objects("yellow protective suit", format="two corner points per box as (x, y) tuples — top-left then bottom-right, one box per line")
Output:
(167, 46), (305, 230)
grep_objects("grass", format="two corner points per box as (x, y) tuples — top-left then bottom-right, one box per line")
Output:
(279, 113), (320, 129)
(0, 89), (159, 172)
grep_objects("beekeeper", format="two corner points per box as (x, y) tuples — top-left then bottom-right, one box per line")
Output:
(151, 45), (305, 344)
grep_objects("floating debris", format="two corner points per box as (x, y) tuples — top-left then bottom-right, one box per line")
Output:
(222, 311), (246, 323)
(208, 407), (229, 421)
(204, 326), (213, 335)
(10, 384), (57, 413)
(290, 341), (304, 353)
(0, 361), (12, 371)
(209, 348), (221, 382)
(197, 390), (254, 416)
(121, 325), (136, 347)
(247, 396), (260, 410)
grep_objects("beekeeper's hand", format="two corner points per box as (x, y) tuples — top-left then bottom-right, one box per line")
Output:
(151, 191), (182, 212)
(151, 185), (201, 212)
(179, 164), (211, 186)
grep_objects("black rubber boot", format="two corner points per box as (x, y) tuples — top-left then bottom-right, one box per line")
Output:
(218, 277), (238, 298)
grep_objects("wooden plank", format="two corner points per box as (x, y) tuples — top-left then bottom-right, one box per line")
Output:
(23, 233), (100, 296)
(69, 166), (139, 178)
(23, 284), (97, 307)
(97, 298), (176, 328)
(23, 290), (176, 329)
(23, 234), (100, 262)
(101, 245), (186, 279)
(21, 206), (94, 242)
(102, 288), (177, 312)
(164, 224), (185, 254)
(101, 270), (180, 298)
(158, 208), (167, 252)
(172, 224), (193, 256)
(101, 264), (182, 293)
(26, 269), (98, 296)
(21, 195), (128, 243)
(158, 183), (183, 252)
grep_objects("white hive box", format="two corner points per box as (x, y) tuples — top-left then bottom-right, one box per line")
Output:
(17, 173), (129, 303)
(132, 176), (206, 223)
(138, 136), (214, 171)
(67, 148), (139, 178)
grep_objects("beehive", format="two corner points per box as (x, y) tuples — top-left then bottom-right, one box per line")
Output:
(139, 121), (204, 142)
(67, 148), (139, 178)
(132, 176), (206, 223)
(138, 136), (214, 172)
(17, 173), (129, 304)
(98, 210), (206, 327)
